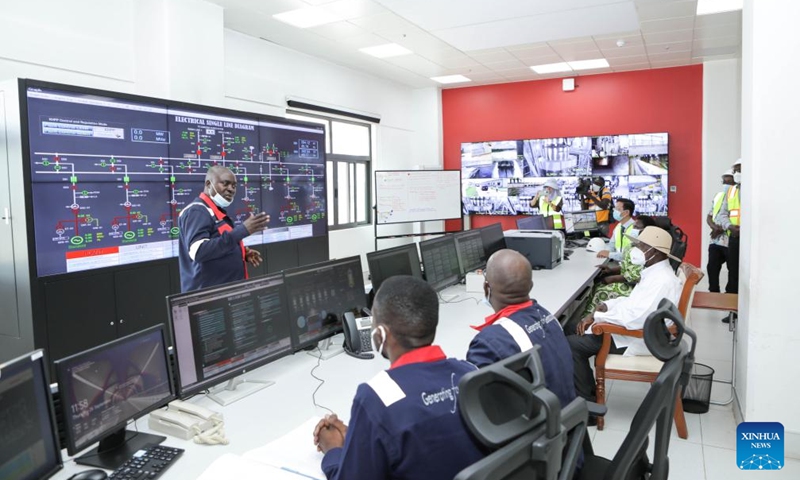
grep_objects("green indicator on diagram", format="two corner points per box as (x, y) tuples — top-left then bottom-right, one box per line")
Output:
(170, 227), (180, 235)
(124, 176), (130, 183)
(42, 160), (50, 166)
(70, 236), (84, 246)
(70, 176), (77, 183)
(170, 176), (176, 183)
(123, 231), (136, 240)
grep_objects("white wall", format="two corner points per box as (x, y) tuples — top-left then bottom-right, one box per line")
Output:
(701, 59), (741, 269)
(740, 0), (800, 458)
(0, 0), (441, 270)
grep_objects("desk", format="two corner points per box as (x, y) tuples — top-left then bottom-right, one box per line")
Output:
(691, 292), (738, 406)
(52, 249), (600, 480)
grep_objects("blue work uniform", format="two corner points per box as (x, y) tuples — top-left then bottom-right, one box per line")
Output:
(467, 300), (577, 408)
(178, 193), (249, 292)
(321, 345), (486, 480)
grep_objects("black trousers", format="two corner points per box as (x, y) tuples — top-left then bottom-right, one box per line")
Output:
(727, 233), (740, 294)
(567, 333), (626, 402)
(707, 244), (729, 293)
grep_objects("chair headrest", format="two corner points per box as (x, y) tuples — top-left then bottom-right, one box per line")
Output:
(644, 298), (697, 361)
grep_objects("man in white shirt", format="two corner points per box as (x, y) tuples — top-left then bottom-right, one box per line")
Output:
(567, 226), (683, 402)
(596, 198), (636, 261)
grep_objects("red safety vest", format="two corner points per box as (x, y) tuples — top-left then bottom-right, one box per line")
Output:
(198, 192), (248, 280)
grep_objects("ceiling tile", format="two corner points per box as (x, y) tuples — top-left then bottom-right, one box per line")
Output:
(443, 65), (492, 76)
(338, 32), (392, 49)
(514, 54), (566, 65)
(465, 72), (508, 82)
(309, 21), (369, 40)
(607, 54), (650, 66)
(468, 50), (518, 63)
(600, 44), (647, 58)
(499, 67), (538, 77)
(418, 48), (472, 63)
(640, 15), (695, 33)
(348, 11), (418, 34)
(378, 26), (455, 53)
(560, 49), (607, 62)
(321, 0), (387, 20)
(302, 0), (341, 5)
(649, 59), (693, 68)
(692, 36), (740, 50)
(694, 10), (742, 29)
(484, 59), (528, 72)
(382, 54), (448, 77)
(694, 23), (742, 39)
(435, 54), (482, 69)
(505, 42), (550, 52)
(647, 50), (692, 62)
(635, 0), (697, 21)
(549, 40), (601, 57)
(643, 29), (693, 44)
(594, 33), (644, 50)
(507, 44), (559, 58)
(612, 63), (651, 72)
(502, 75), (540, 83)
(646, 40), (693, 55)
(693, 45), (740, 58)
(244, 0), (308, 16)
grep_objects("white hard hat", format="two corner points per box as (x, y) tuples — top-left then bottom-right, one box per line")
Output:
(734, 158), (741, 166)
(587, 238), (606, 253)
(723, 169), (734, 177)
(543, 180), (559, 190)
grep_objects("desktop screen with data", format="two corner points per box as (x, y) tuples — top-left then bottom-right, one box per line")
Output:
(420, 235), (461, 291)
(284, 256), (366, 349)
(0, 351), (62, 480)
(454, 230), (485, 275)
(168, 274), (293, 396)
(367, 244), (422, 292)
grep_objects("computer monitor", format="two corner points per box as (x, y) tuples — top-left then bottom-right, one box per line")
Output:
(367, 243), (423, 293)
(419, 235), (461, 291)
(478, 223), (507, 259)
(454, 230), (486, 276)
(563, 210), (599, 234)
(284, 256), (367, 352)
(516, 215), (547, 231)
(166, 273), (294, 406)
(54, 325), (174, 470)
(0, 350), (62, 480)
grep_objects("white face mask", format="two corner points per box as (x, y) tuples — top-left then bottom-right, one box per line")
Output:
(628, 229), (640, 240)
(630, 246), (649, 266)
(209, 184), (232, 208)
(591, 184), (601, 193)
(371, 325), (386, 357)
(481, 286), (492, 308)
(733, 172), (742, 184)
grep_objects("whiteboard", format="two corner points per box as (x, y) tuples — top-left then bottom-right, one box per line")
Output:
(375, 170), (461, 224)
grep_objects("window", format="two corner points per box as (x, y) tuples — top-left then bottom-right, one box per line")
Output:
(286, 111), (372, 229)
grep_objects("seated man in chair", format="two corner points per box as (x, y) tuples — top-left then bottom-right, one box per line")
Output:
(467, 249), (576, 408)
(313, 276), (485, 480)
(568, 226), (683, 402)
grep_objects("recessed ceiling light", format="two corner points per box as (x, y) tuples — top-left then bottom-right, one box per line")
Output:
(430, 75), (472, 84)
(696, 0), (743, 15)
(568, 58), (610, 70)
(359, 43), (413, 58)
(273, 7), (340, 29)
(530, 62), (572, 74)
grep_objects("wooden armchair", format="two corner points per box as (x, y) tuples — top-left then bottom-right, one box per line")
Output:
(591, 263), (704, 439)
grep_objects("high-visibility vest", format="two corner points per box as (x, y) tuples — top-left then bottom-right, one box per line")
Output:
(712, 191), (726, 219)
(727, 185), (740, 226)
(587, 187), (611, 223)
(614, 222), (635, 252)
(539, 196), (563, 229)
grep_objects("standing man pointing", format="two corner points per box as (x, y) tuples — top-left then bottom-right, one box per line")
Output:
(178, 166), (269, 292)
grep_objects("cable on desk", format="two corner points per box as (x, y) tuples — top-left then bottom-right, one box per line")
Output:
(437, 292), (481, 305)
(306, 348), (334, 415)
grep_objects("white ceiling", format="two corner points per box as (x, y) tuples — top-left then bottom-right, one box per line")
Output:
(211, 0), (742, 89)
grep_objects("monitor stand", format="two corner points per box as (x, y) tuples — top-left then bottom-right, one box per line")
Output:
(317, 336), (344, 360)
(75, 428), (166, 470)
(207, 376), (274, 406)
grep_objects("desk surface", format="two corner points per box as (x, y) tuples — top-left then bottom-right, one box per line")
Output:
(52, 249), (600, 480)
(692, 292), (738, 312)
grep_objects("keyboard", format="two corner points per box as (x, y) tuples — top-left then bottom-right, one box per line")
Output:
(109, 444), (184, 480)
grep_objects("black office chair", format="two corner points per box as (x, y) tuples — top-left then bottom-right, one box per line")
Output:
(454, 345), (589, 480)
(579, 298), (696, 480)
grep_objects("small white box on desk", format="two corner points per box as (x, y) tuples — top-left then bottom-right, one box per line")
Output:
(465, 272), (484, 293)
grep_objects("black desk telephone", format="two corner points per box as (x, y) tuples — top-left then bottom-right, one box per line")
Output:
(343, 311), (375, 360)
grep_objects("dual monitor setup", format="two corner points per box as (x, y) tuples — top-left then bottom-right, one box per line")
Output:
(0, 256), (368, 477)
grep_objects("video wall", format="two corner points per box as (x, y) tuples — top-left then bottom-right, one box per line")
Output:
(461, 133), (668, 217)
(25, 82), (327, 277)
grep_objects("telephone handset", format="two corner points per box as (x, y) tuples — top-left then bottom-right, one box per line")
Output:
(343, 311), (375, 360)
(149, 399), (229, 445)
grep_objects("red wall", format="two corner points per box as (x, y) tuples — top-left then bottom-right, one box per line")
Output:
(442, 65), (703, 266)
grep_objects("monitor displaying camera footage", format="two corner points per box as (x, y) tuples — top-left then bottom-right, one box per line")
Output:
(461, 133), (668, 217)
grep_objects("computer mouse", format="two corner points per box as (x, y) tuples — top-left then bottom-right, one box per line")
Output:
(68, 469), (108, 480)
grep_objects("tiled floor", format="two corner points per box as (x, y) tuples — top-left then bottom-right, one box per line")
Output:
(587, 272), (797, 478)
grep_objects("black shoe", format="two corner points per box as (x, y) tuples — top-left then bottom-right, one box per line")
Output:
(721, 316), (730, 324)
(588, 416), (598, 427)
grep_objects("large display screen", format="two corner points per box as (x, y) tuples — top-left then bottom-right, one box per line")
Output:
(461, 133), (668, 217)
(25, 83), (327, 277)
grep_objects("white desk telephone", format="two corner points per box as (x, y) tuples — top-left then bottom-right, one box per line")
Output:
(149, 399), (229, 445)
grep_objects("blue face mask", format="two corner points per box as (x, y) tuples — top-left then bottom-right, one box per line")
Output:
(613, 210), (623, 222)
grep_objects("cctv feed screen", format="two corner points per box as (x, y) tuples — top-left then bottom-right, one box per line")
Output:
(58, 328), (172, 452)
(461, 134), (668, 217)
(26, 86), (327, 277)
(284, 257), (366, 348)
(0, 354), (60, 480)
(169, 274), (292, 394)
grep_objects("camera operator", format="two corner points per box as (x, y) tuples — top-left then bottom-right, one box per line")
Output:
(580, 176), (612, 236)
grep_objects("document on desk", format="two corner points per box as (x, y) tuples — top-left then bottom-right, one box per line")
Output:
(196, 453), (310, 479)
(243, 416), (326, 480)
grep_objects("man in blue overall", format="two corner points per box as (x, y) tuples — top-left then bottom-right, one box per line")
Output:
(178, 166), (269, 292)
(313, 276), (485, 480)
(467, 249), (576, 408)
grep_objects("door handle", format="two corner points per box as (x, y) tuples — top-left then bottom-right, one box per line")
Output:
(1, 207), (8, 225)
